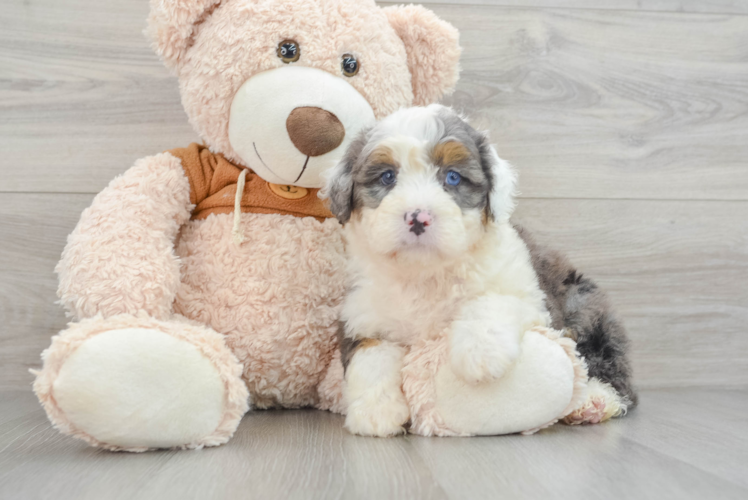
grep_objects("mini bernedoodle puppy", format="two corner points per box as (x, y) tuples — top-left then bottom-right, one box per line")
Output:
(323, 105), (636, 437)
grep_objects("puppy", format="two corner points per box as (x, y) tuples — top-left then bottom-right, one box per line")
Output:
(323, 105), (634, 437)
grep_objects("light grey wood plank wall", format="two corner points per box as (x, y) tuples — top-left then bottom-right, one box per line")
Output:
(1, 0), (746, 391)
(394, 0), (748, 15)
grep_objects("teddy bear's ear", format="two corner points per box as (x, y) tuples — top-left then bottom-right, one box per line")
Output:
(147, 0), (224, 70)
(383, 5), (461, 106)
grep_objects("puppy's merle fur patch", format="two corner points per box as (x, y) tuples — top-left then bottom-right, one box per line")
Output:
(431, 108), (495, 216)
(516, 225), (638, 407)
(326, 129), (369, 224)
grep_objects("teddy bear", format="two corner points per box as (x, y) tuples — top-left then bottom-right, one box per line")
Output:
(32, 0), (462, 451)
(34, 0), (634, 450)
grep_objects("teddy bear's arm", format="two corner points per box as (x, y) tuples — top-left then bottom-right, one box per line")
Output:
(56, 152), (193, 321)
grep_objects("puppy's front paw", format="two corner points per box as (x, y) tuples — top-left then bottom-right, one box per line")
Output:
(344, 392), (410, 437)
(450, 322), (520, 385)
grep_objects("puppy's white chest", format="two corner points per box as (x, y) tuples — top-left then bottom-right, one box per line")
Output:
(347, 276), (464, 344)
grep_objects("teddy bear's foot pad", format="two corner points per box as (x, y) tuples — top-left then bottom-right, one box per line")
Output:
(431, 330), (578, 436)
(50, 327), (228, 450)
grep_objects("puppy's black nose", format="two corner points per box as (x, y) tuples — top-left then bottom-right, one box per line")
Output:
(405, 209), (432, 236)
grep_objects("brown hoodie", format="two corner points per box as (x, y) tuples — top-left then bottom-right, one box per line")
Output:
(169, 143), (334, 222)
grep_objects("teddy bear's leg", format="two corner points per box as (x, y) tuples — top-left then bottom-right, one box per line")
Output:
(404, 328), (588, 437)
(33, 314), (249, 452)
(316, 349), (346, 415)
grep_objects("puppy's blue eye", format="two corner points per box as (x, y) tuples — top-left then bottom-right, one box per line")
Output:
(446, 171), (461, 186)
(380, 170), (396, 186)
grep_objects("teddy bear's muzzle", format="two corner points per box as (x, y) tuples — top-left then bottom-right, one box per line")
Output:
(286, 106), (345, 157)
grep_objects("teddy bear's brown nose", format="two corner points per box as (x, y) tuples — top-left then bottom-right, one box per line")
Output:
(286, 107), (345, 157)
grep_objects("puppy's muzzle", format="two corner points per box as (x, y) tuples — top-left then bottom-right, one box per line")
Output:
(405, 209), (433, 236)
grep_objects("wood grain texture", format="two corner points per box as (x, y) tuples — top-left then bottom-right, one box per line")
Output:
(434, 4), (748, 201)
(0, 194), (94, 391)
(2, 0), (747, 199)
(416, 0), (748, 15)
(2, 193), (746, 390)
(1, 389), (747, 500)
(0, 0), (198, 194)
(620, 389), (748, 489)
(407, 390), (748, 498)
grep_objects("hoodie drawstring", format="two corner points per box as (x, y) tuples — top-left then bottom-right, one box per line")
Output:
(232, 169), (248, 245)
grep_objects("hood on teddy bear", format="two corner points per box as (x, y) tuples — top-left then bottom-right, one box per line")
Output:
(147, 0), (461, 188)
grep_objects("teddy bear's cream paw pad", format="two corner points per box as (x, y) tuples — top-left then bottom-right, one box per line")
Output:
(52, 328), (226, 449)
(435, 331), (575, 436)
(344, 394), (410, 437)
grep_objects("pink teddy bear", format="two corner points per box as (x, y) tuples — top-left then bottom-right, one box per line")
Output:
(33, 0), (461, 451)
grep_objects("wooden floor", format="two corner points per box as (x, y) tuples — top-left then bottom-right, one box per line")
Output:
(0, 389), (746, 499)
(1, 0), (747, 498)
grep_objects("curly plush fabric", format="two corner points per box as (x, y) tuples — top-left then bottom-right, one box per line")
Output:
(383, 5), (461, 106)
(147, 0), (224, 69)
(56, 153), (192, 321)
(35, 0), (463, 451)
(174, 212), (347, 409)
(316, 349), (346, 414)
(149, 0), (461, 166)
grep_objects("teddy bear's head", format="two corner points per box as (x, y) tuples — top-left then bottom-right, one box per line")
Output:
(148, 0), (460, 188)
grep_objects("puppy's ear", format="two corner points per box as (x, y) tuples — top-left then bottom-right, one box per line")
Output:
(321, 129), (370, 224)
(383, 5), (461, 106)
(323, 159), (355, 224)
(147, 0), (224, 70)
(479, 138), (518, 223)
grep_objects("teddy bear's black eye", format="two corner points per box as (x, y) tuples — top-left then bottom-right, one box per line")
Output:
(277, 40), (300, 64)
(341, 54), (359, 77)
